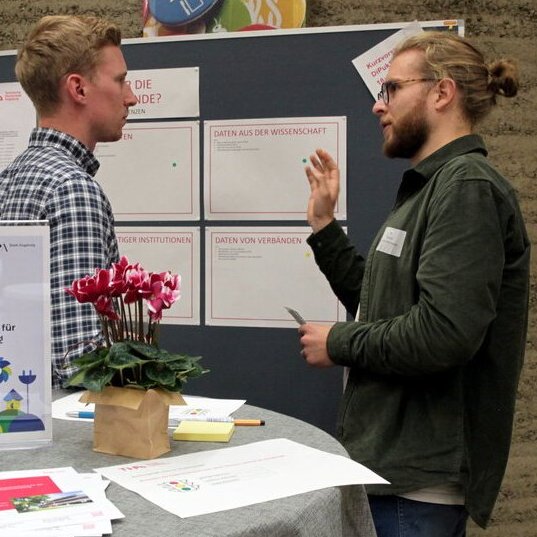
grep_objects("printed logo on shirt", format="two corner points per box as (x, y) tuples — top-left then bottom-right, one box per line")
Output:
(376, 227), (407, 257)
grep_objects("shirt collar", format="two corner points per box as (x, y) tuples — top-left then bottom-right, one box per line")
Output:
(413, 134), (488, 180)
(29, 128), (100, 177)
(394, 134), (488, 208)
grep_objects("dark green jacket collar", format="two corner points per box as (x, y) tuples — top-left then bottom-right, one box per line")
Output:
(395, 134), (488, 208)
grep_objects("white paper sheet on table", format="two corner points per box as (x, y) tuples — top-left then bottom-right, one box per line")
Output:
(95, 438), (388, 518)
(52, 391), (246, 422)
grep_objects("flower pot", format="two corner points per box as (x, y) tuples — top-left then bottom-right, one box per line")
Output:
(79, 386), (185, 459)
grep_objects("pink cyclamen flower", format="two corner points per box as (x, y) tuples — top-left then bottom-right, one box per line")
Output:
(111, 256), (130, 279)
(109, 256), (131, 296)
(147, 280), (181, 320)
(123, 265), (151, 303)
(162, 272), (180, 291)
(66, 269), (111, 304)
(95, 295), (120, 321)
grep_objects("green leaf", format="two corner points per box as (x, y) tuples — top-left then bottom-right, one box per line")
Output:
(64, 338), (208, 391)
(132, 377), (158, 389)
(162, 357), (193, 370)
(167, 378), (184, 391)
(108, 342), (147, 370)
(64, 368), (89, 388)
(70, 348), (109, 368)
(82, 367), (116, 391)
(161, 352), (202, 363)
(163, 354), (204, 370)
(65, 364), (115, 391)
(123, 340), (162, 360)
(144, 362), (176, 386)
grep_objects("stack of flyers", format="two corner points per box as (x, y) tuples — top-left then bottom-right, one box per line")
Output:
(0, 467), (123, 536)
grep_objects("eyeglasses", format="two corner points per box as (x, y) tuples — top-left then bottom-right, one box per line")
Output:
(377, 78), (437, 105)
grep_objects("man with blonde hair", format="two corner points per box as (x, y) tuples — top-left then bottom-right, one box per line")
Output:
(299, 31), (529, 536)
(0, 15), (137, 388)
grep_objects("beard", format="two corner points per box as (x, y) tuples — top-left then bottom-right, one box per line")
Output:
(383, 101), (430, 160)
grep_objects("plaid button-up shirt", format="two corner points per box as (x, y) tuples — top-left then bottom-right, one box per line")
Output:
(0, 128), (119, 388)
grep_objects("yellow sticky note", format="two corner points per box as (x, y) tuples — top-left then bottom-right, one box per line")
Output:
(172, 421), (235, 442)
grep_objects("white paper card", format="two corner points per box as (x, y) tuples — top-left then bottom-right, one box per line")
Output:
(376, 226), (407, 257)
(127, 67), (199, 119)
(352, 21), (423, 100)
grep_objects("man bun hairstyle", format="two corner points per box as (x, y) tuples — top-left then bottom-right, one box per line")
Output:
(487, 59), (519, 98)
(394, 31), (519, 126)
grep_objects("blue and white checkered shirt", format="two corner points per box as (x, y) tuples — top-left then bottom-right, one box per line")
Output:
(0, 128), (119, 388)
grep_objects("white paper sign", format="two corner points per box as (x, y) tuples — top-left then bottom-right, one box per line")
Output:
(0, 224), (51, 450)
(127, 67), (200, 119)
(352, 21), (423, 100)
(204, 116), (347, 220)
(115, 227), (200, 325)
(206, 227), (347, 327)
(0, 83), (36, 172)
(96, 438), (387, 518)
(95, 121), (200, 221)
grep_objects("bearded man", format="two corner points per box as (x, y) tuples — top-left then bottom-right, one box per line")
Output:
(298, 32), (529, 537)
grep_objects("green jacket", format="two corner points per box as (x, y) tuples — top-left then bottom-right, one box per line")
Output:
(308, 135), (529, 528)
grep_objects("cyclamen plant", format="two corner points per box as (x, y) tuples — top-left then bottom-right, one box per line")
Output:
(64, 256), (206, 392)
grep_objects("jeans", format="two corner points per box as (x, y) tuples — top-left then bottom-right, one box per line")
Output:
(368, 495), (469, 537)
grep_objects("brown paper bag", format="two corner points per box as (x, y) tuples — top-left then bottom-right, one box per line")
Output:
(79, 387), (185, 459)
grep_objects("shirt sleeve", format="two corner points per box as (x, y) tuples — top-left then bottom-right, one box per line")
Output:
(327, 179), (507, 375)
(46, 175), (119, 387)
(307, 219), (366, 317)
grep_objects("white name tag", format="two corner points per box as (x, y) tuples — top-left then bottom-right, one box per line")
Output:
(376, 226), (406, 257)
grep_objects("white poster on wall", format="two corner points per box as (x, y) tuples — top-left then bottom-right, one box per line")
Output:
(0, 82), (35, 172)
(204, 116), (347, 220)
(205, 226), (347, 327)
(95, 121), (200, 221)
(115, 227), (200, 325)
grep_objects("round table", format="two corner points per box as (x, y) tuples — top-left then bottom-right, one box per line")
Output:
(2, 390), (377, 537)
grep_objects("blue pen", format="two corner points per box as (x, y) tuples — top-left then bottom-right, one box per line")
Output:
(66, 411), (94, 419)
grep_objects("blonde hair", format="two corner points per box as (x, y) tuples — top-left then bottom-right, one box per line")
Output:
(16, 15), (122, 116)
(394, 31), (519, 126)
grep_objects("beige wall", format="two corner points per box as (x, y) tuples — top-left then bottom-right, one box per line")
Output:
(1, 2), (535, 535)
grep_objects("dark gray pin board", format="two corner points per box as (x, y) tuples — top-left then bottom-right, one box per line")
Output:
(0, 26), (409, 434)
